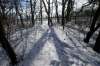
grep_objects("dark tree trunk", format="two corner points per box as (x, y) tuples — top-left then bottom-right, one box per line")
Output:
(0, 22), (17, 64)
(48, 0), (52, 26)
(48, 0), (50, 26)
(93, 31), (100, 53)
(66, 0), (73, 22)
(14, 0), (24, 27)
(84, 3), (100, 43)
(42, 0), (52, 26)
(40, 0), (42, 24)
(84, 30), (94, 43)
(61, 0), (67, 29)
(30, 0), (35, 25)
(84, 23), (100, 43)
(55, 0), (59, 23)
(62, 0), (65, 29)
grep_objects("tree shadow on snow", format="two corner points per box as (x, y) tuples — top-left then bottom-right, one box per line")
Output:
(20, 29), (50, 66)
(50, 60), (60, 66)
(50, 27), (72, 66)
(49, 27), (100, 66)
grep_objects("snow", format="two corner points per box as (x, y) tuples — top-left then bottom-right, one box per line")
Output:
(0, 21), (100, 66)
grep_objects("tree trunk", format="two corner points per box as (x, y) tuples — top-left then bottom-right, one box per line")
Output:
(40, 0), (42, 24)
(14, 0), (24, 27)
(62, 0), (65, 29)
(55, 0), (59, 23)
(48, 0), (52, 26)
(42, 0), (52, 26)
(30, 0), (35, 25)
(93, 31), (100, 53)
(84, 30), (95, 43)
(84, 3), (100, 43)
(66, 0), (73, 22)
(0, 22), (17, 64)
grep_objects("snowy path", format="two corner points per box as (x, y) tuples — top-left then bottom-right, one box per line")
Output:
(19, 27), (61, 66)
(19, 27), (74, 66)
(1, 23), (100, 66)
(18, 26), (100, 66)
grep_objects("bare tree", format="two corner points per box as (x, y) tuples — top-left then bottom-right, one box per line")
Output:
(48, 0), (51, 26)
(0, 22), (17, 64)
(42, 0), (52, 26)
(14, 0), (24, 27)
(65, 0), (74, 23)
(0, 0), (17, 63)
(84, 2), (100, 43)
(30, 0), (34, 25)
(62, 0), (67, 29)
(55, 0), (59, 23)
(40, 0), (43, 24)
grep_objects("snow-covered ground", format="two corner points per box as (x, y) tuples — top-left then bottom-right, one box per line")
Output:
(0, 21), (100, 66)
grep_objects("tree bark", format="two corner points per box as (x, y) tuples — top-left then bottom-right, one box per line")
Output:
(40, 0), (43, 24)
(14, 0), (24, 27)
(66, 0), (73, 22)
(62, 0), (65, 29)
(0, 22), (17, 64)
(84, 3), (100, 43)
(30, 0), (35, 25)
(93, 31), (100, 53)
(61, 0), (68, 29)
(48, 0), (51, 26)
(42, 0), (52, 25)
(55, 0), (59, 23)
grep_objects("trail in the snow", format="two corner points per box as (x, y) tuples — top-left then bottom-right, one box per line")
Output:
(19, 27), (61, 66)
(1, 22), (100, 66)
(18, 26), (100, 66)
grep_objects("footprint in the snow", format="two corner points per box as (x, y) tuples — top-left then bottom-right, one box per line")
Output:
(50, 60), (60, 66)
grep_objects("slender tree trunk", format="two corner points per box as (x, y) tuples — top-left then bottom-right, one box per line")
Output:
(61, 0), (68, 29)
(62, 0), (65, 29)
(30, 0), (35, 25)
(14, 0), (24, 27)
(66, 0), (73, 23)
(42, 0), (52, 25)
(48, 0), (51, 26)
(33, 0), (37, 25)
(40, 0), (42, 24)
(55, 0), (59, 23)
(84, 3), (100, 43)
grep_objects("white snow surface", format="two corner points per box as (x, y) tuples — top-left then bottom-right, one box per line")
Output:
(0, 21), (100, 66)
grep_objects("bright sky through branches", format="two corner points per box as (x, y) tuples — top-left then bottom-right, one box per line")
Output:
(21, 0), (88, 17)
(74, 0), (88, 9)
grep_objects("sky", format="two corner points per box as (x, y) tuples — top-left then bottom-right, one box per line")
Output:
(21, 0), (88, 17)
(75, 0), (88, 9)
(55, 0), (88, 15)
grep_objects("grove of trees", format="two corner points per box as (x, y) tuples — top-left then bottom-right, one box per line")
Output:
(0, 0), (100, 65)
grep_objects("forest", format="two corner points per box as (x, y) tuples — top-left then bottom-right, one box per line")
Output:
(0, 0), (100, 66)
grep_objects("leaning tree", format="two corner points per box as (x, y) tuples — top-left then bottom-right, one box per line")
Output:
(84, 0), (100, 43)
(0, 0), (18, 64)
